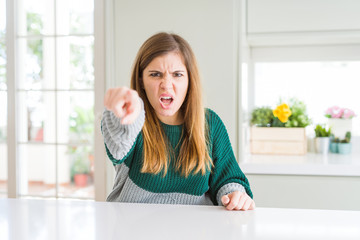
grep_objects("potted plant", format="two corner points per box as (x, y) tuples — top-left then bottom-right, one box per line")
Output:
(250, 98), (311, 155)
(68, 107), (94, 187)
(325, 106), (356, 139)
(72, 156), (90, 187)
(329, 135), (340, 153)
(314, 124), (332, 154)
(338, 131), (352, 154)
(69, 146), (91, 187)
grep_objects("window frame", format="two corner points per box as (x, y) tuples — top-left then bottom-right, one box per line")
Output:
(5, 0), (107, 200)
(248, 44), (360, 112)
(244, 43), (360, 160)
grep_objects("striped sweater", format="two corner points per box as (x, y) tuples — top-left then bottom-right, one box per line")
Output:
(101, 100), (252, 206)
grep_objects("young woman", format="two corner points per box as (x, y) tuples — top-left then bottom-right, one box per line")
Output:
(102, 32), (255, 211)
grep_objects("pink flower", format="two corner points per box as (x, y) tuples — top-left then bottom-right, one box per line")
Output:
(342, 108), (356, 119)
(332, 108), (344, 118)
(325, 106), (356, 119)
(325, 106), (337, 115)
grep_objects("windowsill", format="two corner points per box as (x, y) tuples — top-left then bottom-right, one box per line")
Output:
(240, 152), (360, 177)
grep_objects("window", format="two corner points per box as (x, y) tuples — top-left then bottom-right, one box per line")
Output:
(0, 0), (7, 198)
(253, 61), (360, 136)
(5, 0), (96, 199)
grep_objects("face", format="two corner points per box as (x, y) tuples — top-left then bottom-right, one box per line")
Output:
(142, 51), (189, 125)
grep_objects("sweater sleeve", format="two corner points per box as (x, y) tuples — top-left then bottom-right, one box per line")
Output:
(206, 109), (253, 206)
(101, 97), (145, 165)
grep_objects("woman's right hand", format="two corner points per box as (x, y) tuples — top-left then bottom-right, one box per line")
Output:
(104, 87), (141, 125)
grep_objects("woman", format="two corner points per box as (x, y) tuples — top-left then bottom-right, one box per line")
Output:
(102, 32), (255, 211)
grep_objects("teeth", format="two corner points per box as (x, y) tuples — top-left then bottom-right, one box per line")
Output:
(162, 97), (172, 100)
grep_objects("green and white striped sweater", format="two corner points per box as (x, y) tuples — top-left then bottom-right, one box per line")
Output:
(101, 100), (253, 206)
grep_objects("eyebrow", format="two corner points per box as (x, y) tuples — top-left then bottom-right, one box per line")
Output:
(147, 70), (185, 73)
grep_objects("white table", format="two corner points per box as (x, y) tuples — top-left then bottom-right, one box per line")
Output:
(1, 199), (360, 240)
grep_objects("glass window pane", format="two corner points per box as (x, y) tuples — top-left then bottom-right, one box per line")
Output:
(0, 91), (6, 198)
(57, 145), (94, 199)
(18, 38), (56, 90)
(0, 0), (7, 198)
(0, 141), (6, 197)
(0, 0), (5, 33)
(57, 91), (94, 144)
(0, 2), (5, 91)
(57, 37), (94, 90)
(18, 91), (56, 143)
(0, 92), (6, 141)
(17, 0), (55, 36)
(18, 144), (56, 197)
(56, 0), (94, 35)
(254, 62), (360, 136)
(0, 40), (5, 90)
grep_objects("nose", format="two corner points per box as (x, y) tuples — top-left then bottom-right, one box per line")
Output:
(160, 73), (173, 89)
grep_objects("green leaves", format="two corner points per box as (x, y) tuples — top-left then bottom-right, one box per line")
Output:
(251, 98), (311, 128)
(250, 107), (273, 127)
(340, 131), (352, 143)
(285, 98), (312, 127)
(314, 124), (332, 137)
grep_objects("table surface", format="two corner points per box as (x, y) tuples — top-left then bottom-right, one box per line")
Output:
(1, 198), (360, 240)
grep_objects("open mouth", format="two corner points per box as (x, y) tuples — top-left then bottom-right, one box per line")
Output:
(160, 96), (173, 106)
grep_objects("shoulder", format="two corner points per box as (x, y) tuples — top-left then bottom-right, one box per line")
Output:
(205, 108), (225, 127)
(205, 108), (233, 158)
(205, 108), (229, 137)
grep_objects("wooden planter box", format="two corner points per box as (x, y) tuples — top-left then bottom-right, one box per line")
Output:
(250, 127), (307, 155)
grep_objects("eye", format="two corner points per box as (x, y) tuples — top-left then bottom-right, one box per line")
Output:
(150, 72), (161, 77)
(174, 72), (183, 77)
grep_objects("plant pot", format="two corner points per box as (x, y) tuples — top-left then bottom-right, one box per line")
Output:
(74, 173), (89, 187)
(250, 127), (307, 155)
(338, 143), (351, 154)
(328, 119), (352, 139)
(315, 137), (330, 154)
(329, 142), (339, 153)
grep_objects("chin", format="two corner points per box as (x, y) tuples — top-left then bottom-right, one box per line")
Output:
(158, 110), (176, 117)
(157, 107), (180, 117)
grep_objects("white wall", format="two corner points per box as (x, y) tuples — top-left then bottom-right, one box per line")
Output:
(247, 0), (360, 33)
(247, 0), (360, 47)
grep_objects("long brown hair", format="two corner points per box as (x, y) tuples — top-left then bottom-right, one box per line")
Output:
(131, 32), (212, 177)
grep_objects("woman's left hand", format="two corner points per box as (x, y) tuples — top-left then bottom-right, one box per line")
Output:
(221, 191), (255, 211)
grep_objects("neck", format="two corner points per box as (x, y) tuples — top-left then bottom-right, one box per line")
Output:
(157, 112), (183, 125)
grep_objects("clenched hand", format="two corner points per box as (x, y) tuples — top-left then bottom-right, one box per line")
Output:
(221, 191), (255, 211)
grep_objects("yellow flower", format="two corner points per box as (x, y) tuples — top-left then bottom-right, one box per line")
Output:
(273, 103), (292, 123)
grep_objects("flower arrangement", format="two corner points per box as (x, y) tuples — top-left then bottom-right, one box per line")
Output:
(325, 106), (356, 119)
(273, 103), (291, 123)
(251, 98), (311, 128)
